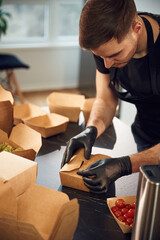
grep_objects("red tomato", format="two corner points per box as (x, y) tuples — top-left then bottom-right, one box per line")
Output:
(126, 208), (135, 218)
(115, 199), (126, 208)
(114, 210), (122, 218)
(124, 221), (130, 225)
(125, 204), (132, 209)
(123, 213), (128, 219)
(126, 218), (133, 225)
(131, 202), (136, 209)
(130, 222), (134, 227)
(111, 206), (119, 213)
(118, 216), (126, 222)
(121, 207), (128, 214)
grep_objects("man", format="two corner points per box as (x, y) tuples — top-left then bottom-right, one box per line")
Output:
(61, 0), (160, 194)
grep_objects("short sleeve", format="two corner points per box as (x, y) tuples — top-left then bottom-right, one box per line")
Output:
(93, 54), (110, 74)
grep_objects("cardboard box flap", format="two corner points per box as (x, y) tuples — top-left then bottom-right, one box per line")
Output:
(25, 113), (69, 129)
(24, 113), (69, 138)
(81, 98), (95, 111)
(13, 103), (48, 124)
(60, 148), (110, 172)
(0, 151), (37, 197)
(0, 101), (13, 135)
(50, 199), (79, 240)
(9, 123), (42, 153)
(81, 98), (95, 123)
(0, 179), (17, 218)
(17, 184), (71, 240)
(47, 92), (85, 108)
(0, 129), (9, 143)
(0, 213), (43, 240)
(0, 85), (14, 104)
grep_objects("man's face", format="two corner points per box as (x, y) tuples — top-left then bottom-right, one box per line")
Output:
(91, 31), (138, 69)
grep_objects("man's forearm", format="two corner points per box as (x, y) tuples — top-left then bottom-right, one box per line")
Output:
(86, 98), (117, 137)
(130, 143), (160, 172)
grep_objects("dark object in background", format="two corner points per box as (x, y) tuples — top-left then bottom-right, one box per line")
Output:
(0, 54), (29, 103)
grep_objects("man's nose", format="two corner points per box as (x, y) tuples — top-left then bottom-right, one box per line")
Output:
(104, 58), (114, 69)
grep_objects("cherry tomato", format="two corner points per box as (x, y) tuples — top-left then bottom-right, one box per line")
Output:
(121, 207), (128, 214)
(124, 221), (130, 225)
(126, 208), (135, 218)
(125, 204), (132, 209)
(115, 199), (126, 208)
(123, 213), (128, 219)
(130, 222), (134, 227)
(118, 216), (126, 222)
(131, 202), (136, 209)
(111, 206), (119, 213)
(114, 210), (122, 217)
(126, 217), (133, 225)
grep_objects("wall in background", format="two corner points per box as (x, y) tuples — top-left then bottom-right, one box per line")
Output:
(0, 45), (96, 92)
(135, 0), (160, 14)
(0, 0), (96, 92)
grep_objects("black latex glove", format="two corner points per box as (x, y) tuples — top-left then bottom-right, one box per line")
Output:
(77, 156), (132, 194)
(61, 126), (97, 168)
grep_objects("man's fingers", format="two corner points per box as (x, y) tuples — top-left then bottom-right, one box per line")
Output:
(61, 149), (67, 168)
(83, 177), (99, 186)
(84, 143), (92, 160)
(77, 169), (95, 177)
(83, 181), (108, 194)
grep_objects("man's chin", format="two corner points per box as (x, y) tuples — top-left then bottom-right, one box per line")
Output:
(113, 62), (128, 68)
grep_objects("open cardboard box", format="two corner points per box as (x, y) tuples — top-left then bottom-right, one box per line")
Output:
(24, 113), (69, 138)
(0, 151), (37, 197)
(107, 195), (136, 234)
(60, 149), (110, 192)
(47, 92), (85, 122)
(0, 180), (79, 240)
(81, 98), (95, 123)
(0, 123), (42, 160)
(13, 103), (48, 125)
(0, 85), (14, 135)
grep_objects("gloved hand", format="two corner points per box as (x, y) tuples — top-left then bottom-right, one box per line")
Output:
(77, 156), (132, 194)
(61, 126), (97, 168)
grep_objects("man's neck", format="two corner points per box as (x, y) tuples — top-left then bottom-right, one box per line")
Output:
(134, 16), (148, 59)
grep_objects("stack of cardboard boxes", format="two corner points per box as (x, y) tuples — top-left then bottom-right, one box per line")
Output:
(0, 86), (79, 239)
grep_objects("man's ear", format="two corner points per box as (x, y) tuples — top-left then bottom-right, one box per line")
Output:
(132, 19), (142, 35)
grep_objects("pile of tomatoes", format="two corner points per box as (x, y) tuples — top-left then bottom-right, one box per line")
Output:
(111, 198), (136, 226)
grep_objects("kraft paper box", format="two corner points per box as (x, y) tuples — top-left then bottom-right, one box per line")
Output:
(47, 92), (85, 122)
(13, 103), (48, 125)
(0, 152), (37, 197)
(0, 123), (42, 160)
(0, 181), (79, 240)
(107, 195), (136, 234)
(24, 113), (69, 138)
(60, 149), (110, 192)
(0, 85), (14, 135)
(81, 98), (95, 123)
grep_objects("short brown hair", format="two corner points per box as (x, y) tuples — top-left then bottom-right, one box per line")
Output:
(79, 0), (137, 50)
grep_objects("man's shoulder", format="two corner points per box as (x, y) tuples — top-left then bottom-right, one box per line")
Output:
(138, 12), (160, 23)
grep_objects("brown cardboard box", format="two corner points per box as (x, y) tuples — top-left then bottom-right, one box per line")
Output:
(81, 98), (95, 123)
(0, 151), (37, 197)
(0, 123), (42, 160)
(0, 85), (14, 135)
(60, 149), (110, 192)
(107, 195), (136, 234)
(13, 103), (48, 125)
(0, 181), (79, 240)
(47, 92), (85, 122)
(24, 113), (69, 138)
